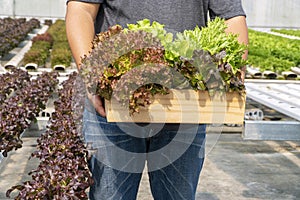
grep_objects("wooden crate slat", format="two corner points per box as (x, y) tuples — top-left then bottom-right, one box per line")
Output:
(105, 90), (245, 124)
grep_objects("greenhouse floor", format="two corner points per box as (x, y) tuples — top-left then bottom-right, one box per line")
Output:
(0, 132), (300, 200)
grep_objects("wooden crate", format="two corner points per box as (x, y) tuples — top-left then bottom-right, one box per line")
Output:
(105, 89), (246, 124)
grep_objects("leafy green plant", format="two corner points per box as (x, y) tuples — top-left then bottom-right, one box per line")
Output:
(48, 20), (73, 68)
(47, 20), (67, 42)
(0, 17), (40, 56)
(6, 73), (92, 199)
(44, 19), (53, 26)
(32, 32), (53, 45)
(0, 71), (58, 157)
(164, 18), (247, 91)
(248, 55), (295, 73)
(51, 42), (72, 68)
(271, 29), (300, 38)
(81, 18), (247, 114)
(23, 41), (51, 67)
(248, 29), (300, 73)
(23, 32), (53, 68)
(0, 67), (31, 104)
(21, 19), (73, 69)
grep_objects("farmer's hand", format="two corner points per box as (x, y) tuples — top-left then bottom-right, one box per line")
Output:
(87, 92), (106, 117)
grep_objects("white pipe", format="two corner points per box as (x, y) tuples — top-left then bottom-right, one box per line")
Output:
(291, 67), (300, 75)
(53, 64), (66, 71)
(246, 66), (262, 78)
(37, 68), (52, 72)
(4, 42), (32, 69)
(0, 62), (6, 73)
(24, 62), (38, 71)
(263, 70), (277, 79)
(281, 71), (298, 79)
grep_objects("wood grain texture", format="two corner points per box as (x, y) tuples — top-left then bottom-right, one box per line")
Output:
(105, 90), (246, 124)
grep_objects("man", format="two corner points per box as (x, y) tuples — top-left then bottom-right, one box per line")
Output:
(65, 1), (248, 199)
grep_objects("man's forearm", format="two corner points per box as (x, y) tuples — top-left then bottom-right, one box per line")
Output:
(225, 15), (249, 80)
(65, 2), (100, 68)
(225, 16), (248, 59)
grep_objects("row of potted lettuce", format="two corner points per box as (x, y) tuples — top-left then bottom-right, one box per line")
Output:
(247, 29), (300, 80)
(22, 19), (73, 71)
(0, 67), (58, 157)
(0, 67), (91, 198)
(2, 71), (92, 199)
(0, 17), (40, 57)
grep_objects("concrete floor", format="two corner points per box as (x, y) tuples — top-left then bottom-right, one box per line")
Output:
(1, 133), (299, 200)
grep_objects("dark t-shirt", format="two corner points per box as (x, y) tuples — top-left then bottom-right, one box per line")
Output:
(67, 0), (246, 33)
(67, 0), (246, 114)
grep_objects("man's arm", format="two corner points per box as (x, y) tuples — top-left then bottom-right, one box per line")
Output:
(225, 15), (249, 80)
(65, 1), (100, 68)
(66, 2), (106, 117)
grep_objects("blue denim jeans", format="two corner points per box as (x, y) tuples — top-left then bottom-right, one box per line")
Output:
(83, 108), (206, 200)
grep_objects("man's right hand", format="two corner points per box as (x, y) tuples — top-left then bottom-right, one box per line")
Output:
(87, 92), (106, 117)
